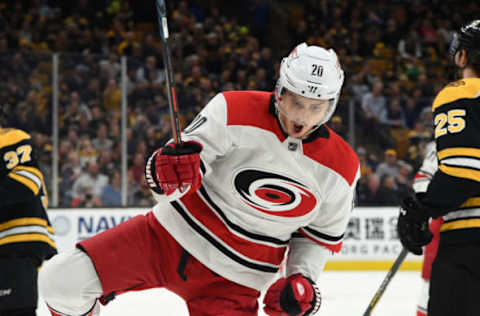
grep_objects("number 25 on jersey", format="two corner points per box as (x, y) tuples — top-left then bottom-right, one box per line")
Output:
(434, 109), (466, 138)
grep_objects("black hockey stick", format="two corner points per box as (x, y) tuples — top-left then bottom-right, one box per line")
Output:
(362, 247), (408, 316)
(155, 0), (182, 144)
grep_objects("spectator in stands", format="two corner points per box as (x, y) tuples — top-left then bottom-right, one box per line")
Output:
(97, 149), (116, 177)
(129, 152), (145, 185)
(99, 53), (121, 80)
(376, 149), (402, 180)
(92, 123), (114, 152)
(89, 105), (106, 132)
(71, 160), (108, 207)
(101, 171), (122, 206)
(329, 115), (346, 139)
(136, 55), (165, 84)
(395, 161), (413, 199)
(126, 169), (140, 205)
(59, 152), (83, 207)
(404, 96), (420, 129)
(77, 112), (93, 138)
(380, 98), (407, 128)
(356, 173), (381, 206)
(83, 78), (102, 106)
(398, 29), (423, 61)
(103, 78), (122, 112)
(361, 78), (395, 148)
(78, 137), (98, 167)
(63, 91), (90, 129)
(376, 175), (401, 205)
(361, 79), (386, 123)
(357, 147), (372, 177)
(131, 176), (155, 206)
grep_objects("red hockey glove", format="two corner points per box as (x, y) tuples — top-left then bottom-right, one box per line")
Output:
(145, 140), (202, 195)
(263, 274), (321, 316)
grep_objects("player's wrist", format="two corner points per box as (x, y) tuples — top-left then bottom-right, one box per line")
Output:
(145, 149), (164, 194)
(161, 140), (202, 155)
(401, 194), (435, 221)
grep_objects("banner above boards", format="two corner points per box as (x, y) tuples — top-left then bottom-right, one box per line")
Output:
(48, 207), (422, 269)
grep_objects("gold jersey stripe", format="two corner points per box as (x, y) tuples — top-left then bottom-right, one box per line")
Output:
(437, 147), (480, 160)
(460, 197), (480, 208)
(0, 217), (48, 232)
(432, 78), (480, 111)
(8, 172), (40, 195)
(15, 166), (49, 206)
(440, 218), (480, 232)
(0, 233), (56, 248)
(439, 164), (480, 182)
(0, 128), (31, 148)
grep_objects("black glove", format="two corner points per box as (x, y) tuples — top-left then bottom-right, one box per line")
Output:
(397, 194), (434, 255)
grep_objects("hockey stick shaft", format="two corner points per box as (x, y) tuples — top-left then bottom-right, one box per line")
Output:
(362, 247), (408, 316)
(155, 0), (182, 144)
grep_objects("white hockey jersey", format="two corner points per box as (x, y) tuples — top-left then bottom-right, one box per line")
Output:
(413, 141), (437, 193)
(152, 91), (360, 290)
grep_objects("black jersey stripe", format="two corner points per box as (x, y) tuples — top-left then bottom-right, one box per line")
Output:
(200, 160), (206, 175)
(197, 186), (289, 245)
(170, 201), (279, 273)
(291, 232), (304, 238)
(303, 226), (344, 242)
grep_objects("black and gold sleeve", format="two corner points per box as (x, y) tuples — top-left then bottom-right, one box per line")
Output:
(422, 79), (480, 215)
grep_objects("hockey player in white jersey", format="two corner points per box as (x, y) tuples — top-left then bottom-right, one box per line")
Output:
(39, 42), (360, 316)
(411, 142), (443, 316)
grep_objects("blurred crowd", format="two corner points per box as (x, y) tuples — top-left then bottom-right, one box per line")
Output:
(1, 0), (479, 207)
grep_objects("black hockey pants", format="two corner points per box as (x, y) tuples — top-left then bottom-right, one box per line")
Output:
(428, 241), (480, 316)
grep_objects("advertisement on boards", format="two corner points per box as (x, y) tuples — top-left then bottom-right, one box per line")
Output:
(48, 207), (422, 270)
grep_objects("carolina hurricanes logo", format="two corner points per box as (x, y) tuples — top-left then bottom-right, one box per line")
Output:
(234, 169), (318, 217)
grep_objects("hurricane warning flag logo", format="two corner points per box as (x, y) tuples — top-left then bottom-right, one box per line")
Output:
(234, 169), (318, 217)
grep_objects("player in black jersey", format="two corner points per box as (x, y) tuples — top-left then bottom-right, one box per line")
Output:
(397, 20), (480, 316)
(0, 106), (57, 316)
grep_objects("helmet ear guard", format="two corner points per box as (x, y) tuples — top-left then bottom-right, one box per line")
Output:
(275, 42), (345, 126)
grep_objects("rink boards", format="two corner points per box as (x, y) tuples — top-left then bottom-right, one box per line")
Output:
(47, 207), (422, 271)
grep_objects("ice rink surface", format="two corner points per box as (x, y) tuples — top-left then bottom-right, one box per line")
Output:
(37, 271), (421, 316)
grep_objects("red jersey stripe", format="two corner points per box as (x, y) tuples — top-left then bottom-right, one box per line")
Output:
(180, 192), (287, 265)
(298, 228), (343, 253)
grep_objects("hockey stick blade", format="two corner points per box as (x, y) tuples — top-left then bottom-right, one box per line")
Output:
(362, 247), (409, 316)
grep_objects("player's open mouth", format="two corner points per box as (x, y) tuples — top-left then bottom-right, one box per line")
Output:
(294, 123), (303, 133)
